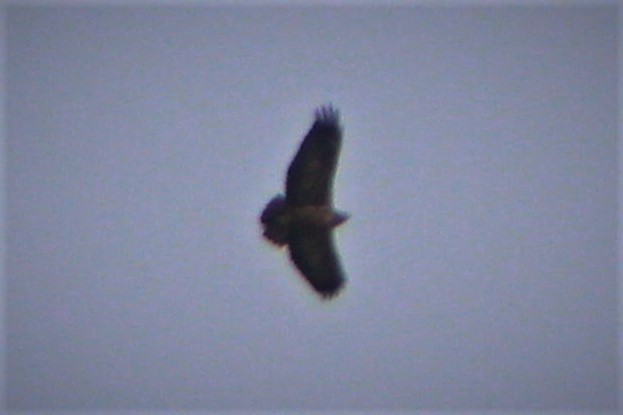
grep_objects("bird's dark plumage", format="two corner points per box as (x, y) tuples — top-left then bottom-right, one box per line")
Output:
(286, 106), (342, 207)
(260, 105), (348, 299)
(288, 225), (344, 295)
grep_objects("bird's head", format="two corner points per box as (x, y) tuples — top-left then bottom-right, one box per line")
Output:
(260, 194), (286, 224)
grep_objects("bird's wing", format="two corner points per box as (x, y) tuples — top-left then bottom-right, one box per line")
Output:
(288, 224), (345, 298)
(286, 106), (342, 206)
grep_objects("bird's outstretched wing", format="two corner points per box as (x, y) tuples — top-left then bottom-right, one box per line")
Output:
(286, 106), (342, 207)
(288, 225), (345, 298)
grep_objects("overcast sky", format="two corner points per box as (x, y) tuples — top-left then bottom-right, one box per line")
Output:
(4, 4), (618, 412)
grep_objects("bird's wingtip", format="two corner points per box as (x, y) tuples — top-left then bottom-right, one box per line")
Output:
(314, 104), (340, 125)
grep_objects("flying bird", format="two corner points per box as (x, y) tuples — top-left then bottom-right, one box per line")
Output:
(260, 105), (349, 298)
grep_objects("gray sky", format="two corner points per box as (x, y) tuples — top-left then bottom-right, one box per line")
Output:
(4, 4), (618, 412)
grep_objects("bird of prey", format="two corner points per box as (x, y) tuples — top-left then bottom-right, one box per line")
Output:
(260, 105), (349, 298)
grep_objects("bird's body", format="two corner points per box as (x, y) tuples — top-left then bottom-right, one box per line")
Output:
(261, 194), (349, 246)
(260, 105), (348, 298)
